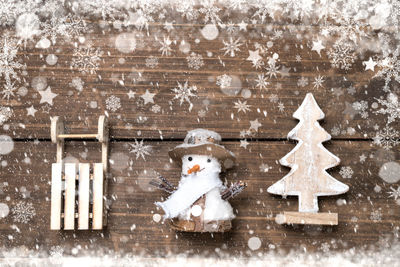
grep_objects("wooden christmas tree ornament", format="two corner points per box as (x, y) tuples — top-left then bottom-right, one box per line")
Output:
(268, 93), (349, 225)
(50, 116), (109, 230)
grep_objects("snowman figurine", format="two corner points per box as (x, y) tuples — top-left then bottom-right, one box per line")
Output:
(153, 129), (246, 232)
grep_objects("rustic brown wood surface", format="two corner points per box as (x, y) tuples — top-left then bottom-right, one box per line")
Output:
(0, 17), (399, 258)
(0, 25), (386, 140)
(0, 140), (398, 255)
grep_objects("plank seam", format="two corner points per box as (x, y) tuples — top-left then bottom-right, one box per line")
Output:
(10, 138), (376, 142)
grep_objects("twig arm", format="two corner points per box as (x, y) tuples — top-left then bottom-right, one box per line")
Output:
(149, 175), (176, 194)
(221, 181), (247, 201)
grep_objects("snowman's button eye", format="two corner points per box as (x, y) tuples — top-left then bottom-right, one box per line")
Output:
(188, 157), (193, 161)
(207, 158), (211, 163)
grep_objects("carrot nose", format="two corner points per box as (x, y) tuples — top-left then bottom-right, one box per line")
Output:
(188, 164), (200, 174)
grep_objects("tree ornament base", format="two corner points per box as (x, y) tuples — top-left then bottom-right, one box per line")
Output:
(277, 211), (338, 225)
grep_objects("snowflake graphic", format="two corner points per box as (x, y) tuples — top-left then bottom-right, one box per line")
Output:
(225, 21), (238, 34)
(347, 85), (356, 95)
(69, 77), (84, 92)
(265, 60), (280, 78)
(0, 0), (22, 26)
(145, 56), (159, 68)
(106, 95), (121, 112)
(313, 75), (325, 89)
(252, 3), (273, 23)
(71, 46), (101, 74)
(388, 186), (400, 200)
(375, 46), (400, 92)
(177, 2), (199, 21)
(84, 0), (122, 21)
(41, 14), (86, 45)
(374, 93), (400, 124)
(216, 74), (232, 88)
(221, 37), (242, 57)
(0, 37), (25, 100)
(277, 102), (285, 112)
(129, 139), (152, 160)
(151, 104), (161, 113)
(234, 100), (251, 113)
(339, 166), (353, 179)
(269, 94), (279, 103)
(352, 100), (369, 119)
(255, 73), (269, 90)
(331, 126), (341, 136)
(1, 81), (17, 100)
(12, 201), (36, 223)
(159, 36), (172, 56)
(63, 15), (87, 38)
(199, 0), (221, 23)
(186, 52), (204, 70)
(373, 125), (399, 150)
(370, 209), (382, 222)
(327, 42), (356, 70)
(297, 76), (308, 87)
(198, 109), (206, 118)
(171, 81), (197, 111)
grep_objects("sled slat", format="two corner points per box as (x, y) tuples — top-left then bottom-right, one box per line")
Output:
(50, 163), (62, 230)
(78, 163), (90, 230)
(92, 163), (104, 229)
(64, 163), (76, 230)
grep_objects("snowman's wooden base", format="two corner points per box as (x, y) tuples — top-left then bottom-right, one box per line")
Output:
(279, 211), (338, 225)
(169, 194), (232, 232)
(170, 218), (232, 232)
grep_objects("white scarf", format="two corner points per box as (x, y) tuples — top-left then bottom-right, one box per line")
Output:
(156, 171), (222, 219)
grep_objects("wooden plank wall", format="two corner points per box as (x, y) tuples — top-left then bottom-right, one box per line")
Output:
(0, 16), (399, 256)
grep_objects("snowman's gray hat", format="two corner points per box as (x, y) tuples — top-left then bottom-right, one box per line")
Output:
(168, 129), (236, 170)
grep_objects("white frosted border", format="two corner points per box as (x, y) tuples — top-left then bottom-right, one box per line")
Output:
(0, 242), (399, 266)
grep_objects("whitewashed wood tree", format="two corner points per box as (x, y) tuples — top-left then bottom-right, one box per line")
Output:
(268, 93), (349, 225)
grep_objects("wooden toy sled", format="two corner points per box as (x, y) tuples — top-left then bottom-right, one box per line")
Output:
(50, 116), (109, 230)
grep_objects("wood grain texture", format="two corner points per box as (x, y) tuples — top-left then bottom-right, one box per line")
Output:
(0, 19), (398, 257)
(268, 93), (349, 224)
(50, 163), (62, 230)
(281, 212), (338, 225)
(0, 140), (398, 255)
(78, 163), (90, 230)
(0, 26), (393, 140)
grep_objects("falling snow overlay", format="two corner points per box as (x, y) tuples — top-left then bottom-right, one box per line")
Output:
(71, 46), (102, 74)
(11, 201), (36, 223)
(339, 166), (354, 179)
(186, 52), (204, 70)
(0, 0), (400, 264)
(129, 139), (152, 160)
(0, 37), (25, 100)
(105, 95), (121, 112)
(216, 74), (232, 89)
(327, 42), (356, 70)
(171, 81), (198, 111)
(0, 106), (12, 124)
(375, 93), (400, 124)
(373, 126), (400, 150)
